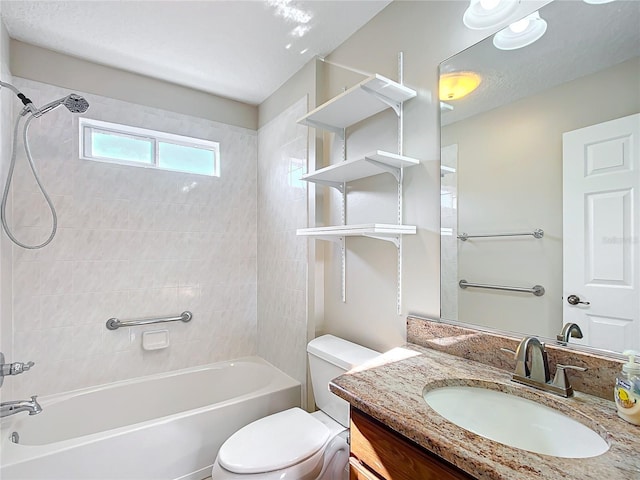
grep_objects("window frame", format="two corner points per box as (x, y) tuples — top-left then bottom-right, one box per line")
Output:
(79, 118), (220, 177)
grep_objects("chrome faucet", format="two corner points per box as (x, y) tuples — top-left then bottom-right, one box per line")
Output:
(507, 336), (587, 397)
(514, 336), (550, 384)
(556, 323), (584, 344)
(0, 395), (42, 418)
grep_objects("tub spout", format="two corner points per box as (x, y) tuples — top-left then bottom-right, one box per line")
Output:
(0, 395), (42, 418)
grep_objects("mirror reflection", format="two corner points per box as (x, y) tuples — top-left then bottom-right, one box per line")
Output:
(440, 0), (640, 353)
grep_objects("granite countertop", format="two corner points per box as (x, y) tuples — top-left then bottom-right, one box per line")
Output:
(329, 344), (640, 480)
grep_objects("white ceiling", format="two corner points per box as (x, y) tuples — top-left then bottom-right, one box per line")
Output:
(1, 0), (392, 105)
(441, 0), (640, 125)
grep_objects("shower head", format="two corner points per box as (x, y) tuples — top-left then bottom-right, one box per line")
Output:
(34, 94), (89, 117)
(62, 94), (90, 113)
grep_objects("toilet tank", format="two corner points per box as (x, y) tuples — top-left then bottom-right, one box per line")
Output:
(307, 335), (380, 427)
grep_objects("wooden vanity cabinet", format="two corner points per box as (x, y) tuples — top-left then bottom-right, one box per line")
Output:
(349, 408), (474, 480)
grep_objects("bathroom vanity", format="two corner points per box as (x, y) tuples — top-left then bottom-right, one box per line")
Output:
(330, 329), (640, 480)
(349, 407), (472, 479)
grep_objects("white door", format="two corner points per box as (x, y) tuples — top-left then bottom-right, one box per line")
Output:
(563, 113), (640, 351)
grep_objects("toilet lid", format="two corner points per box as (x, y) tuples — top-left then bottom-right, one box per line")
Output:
(218, 407), (331, 474)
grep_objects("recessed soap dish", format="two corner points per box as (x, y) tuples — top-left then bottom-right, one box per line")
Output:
(142, 330), (169, 351)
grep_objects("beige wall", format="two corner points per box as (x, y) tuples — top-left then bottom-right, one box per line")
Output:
(259, 60), (317, 129)
(442, 58), (640, 338)
(10, 41), (257, 130)
(259, 1), (549, 353)
(311, 1), (544, 352)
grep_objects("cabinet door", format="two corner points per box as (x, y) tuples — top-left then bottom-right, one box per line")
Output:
(350, 408), (473, 480)
(349, 457), (383, 480)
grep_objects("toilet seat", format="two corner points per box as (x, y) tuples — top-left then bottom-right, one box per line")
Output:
(218, 407), (331, 474)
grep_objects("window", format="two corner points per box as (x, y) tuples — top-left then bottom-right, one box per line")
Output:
(79, 118), (220, 176)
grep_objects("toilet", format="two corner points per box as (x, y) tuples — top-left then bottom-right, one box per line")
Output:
(211, 335), (380, 479)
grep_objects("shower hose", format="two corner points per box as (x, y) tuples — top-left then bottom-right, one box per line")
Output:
(0, 111), (58, 249)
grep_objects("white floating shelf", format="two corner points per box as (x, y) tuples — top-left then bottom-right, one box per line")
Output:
(297, 224), (416, 247)
(302, 151), (420, 187)
(298, 74), (416, 133)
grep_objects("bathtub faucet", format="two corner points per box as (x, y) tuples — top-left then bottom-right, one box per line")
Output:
(0, 395), (42, 418)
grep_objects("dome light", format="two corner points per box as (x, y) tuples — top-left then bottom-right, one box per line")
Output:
(439, 72), (482, 101)
(463, 0), (520, 30)
(493, 11), (547, 50)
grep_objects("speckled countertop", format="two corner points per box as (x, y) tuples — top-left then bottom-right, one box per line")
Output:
(329, 344), (640, 480)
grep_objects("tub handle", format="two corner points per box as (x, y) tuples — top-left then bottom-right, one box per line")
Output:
(106, 311), (193, 330)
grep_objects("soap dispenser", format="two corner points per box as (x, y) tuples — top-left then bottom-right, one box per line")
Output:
(614, 350), (640, 426)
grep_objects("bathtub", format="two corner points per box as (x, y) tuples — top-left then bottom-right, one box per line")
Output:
(0, 357), (301, 480)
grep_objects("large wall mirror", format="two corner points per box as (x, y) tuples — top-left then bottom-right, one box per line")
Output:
(440, 0), (640, 354)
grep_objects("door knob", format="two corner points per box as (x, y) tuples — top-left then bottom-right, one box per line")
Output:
(567, 295), (590, 306)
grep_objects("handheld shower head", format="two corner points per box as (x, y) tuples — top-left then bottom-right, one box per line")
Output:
(34, 94), (89, 117)
(63, 94), (90, 113)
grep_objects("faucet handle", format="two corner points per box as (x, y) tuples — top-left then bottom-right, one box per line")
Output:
(556, 364), (587, 372)
(0, 359), (35, 387)
(10, 361), (35, 375)
(500, 348), (516, 356)
(551, 364), (587, 396)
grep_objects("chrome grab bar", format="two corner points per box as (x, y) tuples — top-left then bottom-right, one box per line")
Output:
(457, 228), (544, 241)
(106, 311), (193, 330)
(459, 280), (545, 297)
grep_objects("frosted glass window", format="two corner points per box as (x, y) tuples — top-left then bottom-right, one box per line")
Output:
(90, 130), (153, 164)
(158, 142), (216, 176)
(80, 118), (220, 176)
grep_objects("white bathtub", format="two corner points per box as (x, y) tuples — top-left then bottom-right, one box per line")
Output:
(0, 357), (300, 480)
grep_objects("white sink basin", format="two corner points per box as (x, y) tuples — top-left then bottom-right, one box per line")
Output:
(423, 386), (609, 458)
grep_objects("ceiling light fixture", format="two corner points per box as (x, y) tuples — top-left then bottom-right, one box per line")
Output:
(493, 11), (547, 50)
(583, 0), (616, 4)
(439, 72), (482, 101)
(463, 0), (520, 30)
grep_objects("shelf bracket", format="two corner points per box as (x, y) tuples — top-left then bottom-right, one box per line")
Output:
(362, 234), (401, 249)
(360, 85), (402, 116)
(301, 119), (345, 141)
(303, 178), (344, 192)
(364, 157), (402, 182)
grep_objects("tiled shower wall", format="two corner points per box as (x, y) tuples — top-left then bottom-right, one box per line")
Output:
(257, 97), (308, 403)
(0, 15), (13, 400)
(6, 78), (258, 398)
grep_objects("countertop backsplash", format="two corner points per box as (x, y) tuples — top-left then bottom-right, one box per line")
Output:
(407, 316), (625, 401)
